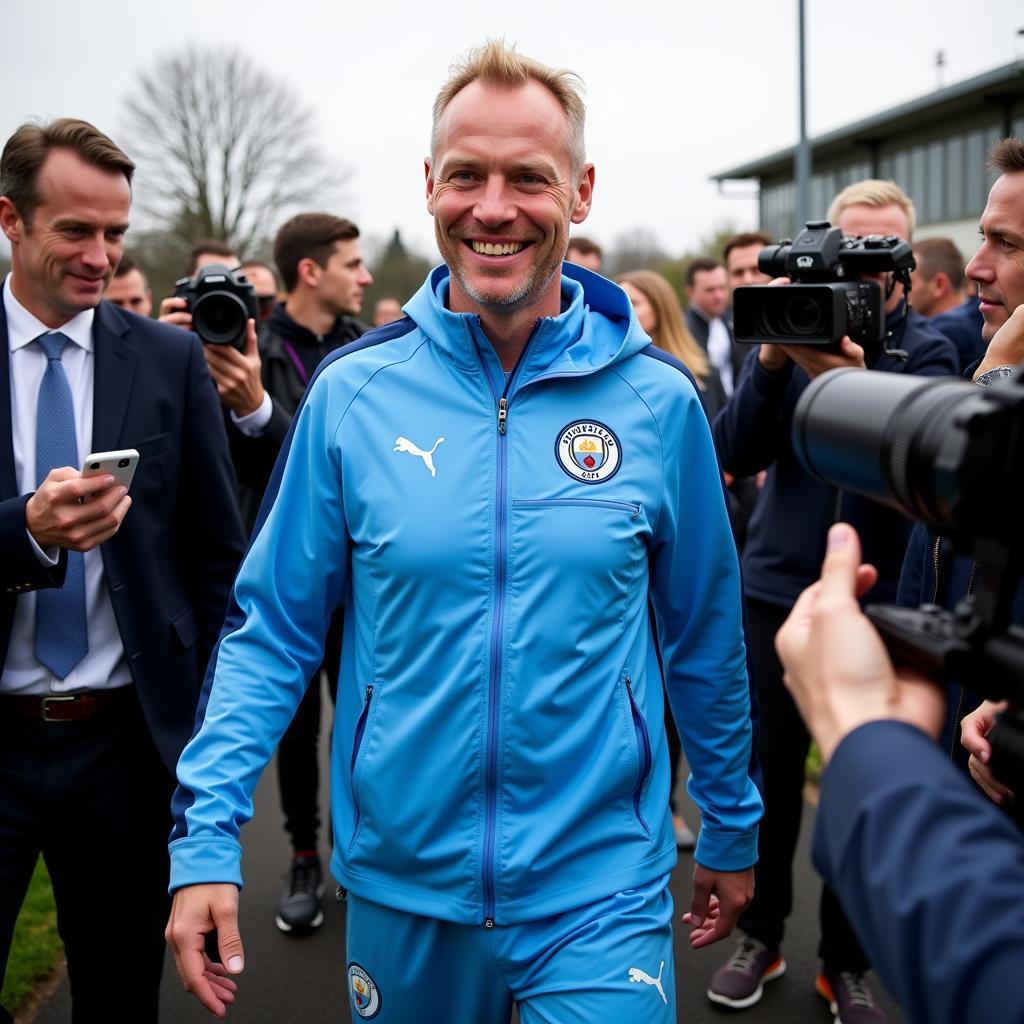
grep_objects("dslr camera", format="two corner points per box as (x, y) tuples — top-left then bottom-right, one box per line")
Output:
(733, 220), (915, 350)
(793, 366), (1024, 806)
(173, 263), (259, 349)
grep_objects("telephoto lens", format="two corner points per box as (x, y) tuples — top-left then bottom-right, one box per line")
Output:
(792, 367), (1024, 547)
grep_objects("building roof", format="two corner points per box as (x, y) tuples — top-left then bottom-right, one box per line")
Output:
(713, 60), (1024, 181)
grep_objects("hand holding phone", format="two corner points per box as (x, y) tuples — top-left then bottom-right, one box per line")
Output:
(81, 449), (140, 492)
(26, 452), (136, 553)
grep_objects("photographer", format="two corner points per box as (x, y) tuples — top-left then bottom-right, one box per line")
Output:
(897, 138), (1024, 780)
(709, 180), (958, 1017)
(775, 521), (1024, 1024)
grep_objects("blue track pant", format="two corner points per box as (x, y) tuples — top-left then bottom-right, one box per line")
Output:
(344, 873), (676, 1022)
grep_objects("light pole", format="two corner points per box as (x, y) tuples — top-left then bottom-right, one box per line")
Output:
(795, 0), (812, 232)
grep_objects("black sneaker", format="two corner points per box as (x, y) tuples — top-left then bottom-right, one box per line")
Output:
(707, 936), (786, 1009)
(275, 853), (324, 933)
(816, 969), (888, 1023)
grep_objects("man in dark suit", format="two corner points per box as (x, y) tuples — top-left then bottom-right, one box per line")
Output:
(0, 119), (245, 1022)
(685, 257), (746, 397)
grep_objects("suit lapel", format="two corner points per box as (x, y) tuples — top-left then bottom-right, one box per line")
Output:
(91, 301), (137, 454)
(0, 302), (15, 498)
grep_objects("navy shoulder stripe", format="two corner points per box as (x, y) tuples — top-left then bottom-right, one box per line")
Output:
(312, 315), (417, 382)
(640, 343), (700, 391)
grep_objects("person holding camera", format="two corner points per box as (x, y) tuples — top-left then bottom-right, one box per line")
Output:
(897, 138), (1024, 786)
(709, 179), (958, 1019)
(774, 520), (1024, 1024)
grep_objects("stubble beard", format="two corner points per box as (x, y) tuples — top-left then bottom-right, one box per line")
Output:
(440, 227), (562, 316)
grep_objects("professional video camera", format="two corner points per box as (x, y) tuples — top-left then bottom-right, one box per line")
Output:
(733, 221), (915, 351)
(173, 263), (259, 349)
(793, 366), (1024, 804)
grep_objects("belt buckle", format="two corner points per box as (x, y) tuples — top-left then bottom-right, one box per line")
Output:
(41, 694), (76, 722)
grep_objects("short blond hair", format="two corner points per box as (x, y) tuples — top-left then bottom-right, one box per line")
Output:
(432, 39), (586, 173)
(827, 179), (916, 238)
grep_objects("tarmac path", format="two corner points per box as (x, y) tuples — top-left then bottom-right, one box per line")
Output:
(31, 693), (903, 1023)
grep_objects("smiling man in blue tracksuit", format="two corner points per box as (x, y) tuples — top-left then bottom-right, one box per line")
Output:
(165, 41), (761, 1022)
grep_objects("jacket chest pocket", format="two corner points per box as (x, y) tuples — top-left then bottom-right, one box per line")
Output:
(508, 498), (648, 619)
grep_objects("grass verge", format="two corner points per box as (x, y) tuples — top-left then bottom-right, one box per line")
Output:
(1, 858), (62, 1013)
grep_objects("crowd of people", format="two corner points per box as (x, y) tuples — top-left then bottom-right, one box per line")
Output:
(1, 37), (1023, 1024)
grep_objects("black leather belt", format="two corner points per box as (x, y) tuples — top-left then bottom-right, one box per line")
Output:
(1, 686), (135, 722)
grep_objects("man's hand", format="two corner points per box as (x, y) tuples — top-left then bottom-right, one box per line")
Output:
(682, 866), (754, 949)
(757, 277), (792, 372)
(159, 296), (193, 330)
(781, 335), (866, 380)
(25, 468), (130, 552)
(961, 699), (1015, 805)
(166, 883), (243, 1019)
(775, 522), (945, 764)
(758, 343), (790, 371)
(974, 304), (1024, 380)
(202, 319), (264, 415)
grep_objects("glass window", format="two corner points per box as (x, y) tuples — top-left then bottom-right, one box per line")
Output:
(945, 134), (965, 220)
(909, 145), (927, 215)
(926, 140), (944, 223)
(966, 128), (986, 215)
(893, 149), (910, 194)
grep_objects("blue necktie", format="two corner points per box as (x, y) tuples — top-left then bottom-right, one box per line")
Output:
(34, 332), (88, 679)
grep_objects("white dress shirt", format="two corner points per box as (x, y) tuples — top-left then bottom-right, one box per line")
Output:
(706, 315), (735, 397)
(2, 274), (131, 694)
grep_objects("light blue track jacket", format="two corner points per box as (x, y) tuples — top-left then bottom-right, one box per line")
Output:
(170, 263), (762, 926)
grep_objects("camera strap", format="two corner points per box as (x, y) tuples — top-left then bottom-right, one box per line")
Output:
(281, 339), (310, 387)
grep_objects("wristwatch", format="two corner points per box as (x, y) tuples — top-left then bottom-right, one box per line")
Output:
(974, 364), (1016, 387)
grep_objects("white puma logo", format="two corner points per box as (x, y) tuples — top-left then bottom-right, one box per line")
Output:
(628, 961), (667, 1005)
(393, 435), (445, 477)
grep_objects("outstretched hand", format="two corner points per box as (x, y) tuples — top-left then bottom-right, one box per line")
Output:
(775, 522), (945, 764)
(682, 865), (754, 949)
(166, 884), (243, 1018)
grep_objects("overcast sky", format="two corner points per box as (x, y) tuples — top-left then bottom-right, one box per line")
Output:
(2, 0), (1022, 263)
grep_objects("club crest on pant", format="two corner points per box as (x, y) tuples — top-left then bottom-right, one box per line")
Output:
(348, 962), (381, 1019)
(556, 420), (622, 483)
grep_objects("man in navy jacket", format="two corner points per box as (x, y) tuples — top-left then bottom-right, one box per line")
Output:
(0, 119), (244, 1022)
(776, 520), (1024, 1024)
(710, 179), (958, 1019)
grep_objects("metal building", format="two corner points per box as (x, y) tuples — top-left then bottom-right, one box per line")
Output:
(712, 60), (1024, 254)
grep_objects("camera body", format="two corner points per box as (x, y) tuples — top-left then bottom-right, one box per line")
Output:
(173, 263), (259, 349)
(733, 220), (915, 349)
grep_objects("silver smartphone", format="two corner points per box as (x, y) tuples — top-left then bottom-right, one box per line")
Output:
(81, 448), (140, 492)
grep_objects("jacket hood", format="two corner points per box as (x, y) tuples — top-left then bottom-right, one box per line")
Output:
(404, 263), (652, 383)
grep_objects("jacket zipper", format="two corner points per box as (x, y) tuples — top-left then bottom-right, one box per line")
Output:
(625, 676), (652, 837)
(481, 322), (541, 929)
(513, 498), (641, 519)
(350, 684), (373, 833)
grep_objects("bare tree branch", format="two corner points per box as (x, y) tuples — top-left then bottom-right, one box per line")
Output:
(121, 46), (346, 253)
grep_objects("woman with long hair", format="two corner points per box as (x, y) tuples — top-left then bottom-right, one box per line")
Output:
(616, 269), (727, 419)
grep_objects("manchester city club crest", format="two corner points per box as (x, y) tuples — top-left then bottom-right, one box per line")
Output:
(555, 420), (622, 483)
(348, 962), (382, 1019)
